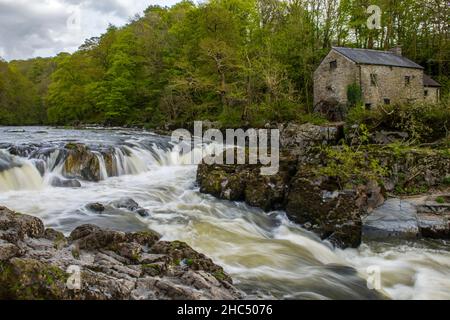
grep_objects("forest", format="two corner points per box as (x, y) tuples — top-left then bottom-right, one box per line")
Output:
(0, 0), (449, 128)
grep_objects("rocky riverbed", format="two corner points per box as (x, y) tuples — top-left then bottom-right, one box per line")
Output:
(1, 126), (449, 300)
(0, 206), (241, 300)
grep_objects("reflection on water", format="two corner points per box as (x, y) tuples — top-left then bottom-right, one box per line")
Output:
(0, 127), (449, 300)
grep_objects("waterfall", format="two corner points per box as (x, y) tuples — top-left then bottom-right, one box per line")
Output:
(0, 162), (44, 192)
(0, 140), (212, 191)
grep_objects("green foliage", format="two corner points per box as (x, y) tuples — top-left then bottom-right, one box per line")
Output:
(317, 145), (389, 187)
(0, 0), (448, 128)
(436, 197), (445, 204)
(347, 83), (362, 108)
(347, 102), (450, 144)
(0, 61), (42, 125)
(443, 177), (450, 186)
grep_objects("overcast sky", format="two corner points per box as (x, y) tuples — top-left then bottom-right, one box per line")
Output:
(0, 0), (181, 61)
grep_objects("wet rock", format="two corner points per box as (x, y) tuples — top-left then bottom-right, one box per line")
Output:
(31, 159), (46, 176)
(102, 149), (119, 177)
(197, 153), (297, 211)
(135, 209), (150, 218)
(0, 152), (21, 172)
(0, 207), (241, 300)
(50, 177), (82, 188)
(151, 241), (233, 283)
(286, 173), (363, 248)
(110, 198), (150, 218)
(86, 203), (105, 213)
(126, 231), (161, 247)
(69, 224), (126, 250)
(0, 207), (45, 243)
(43, 228), (68, 247)
(197, 164), (247, 201)
(362, 199), (420, 241)
(111, 198), (140, 211)
(63, 143), (102, 182)
(363, 195), (450, 241)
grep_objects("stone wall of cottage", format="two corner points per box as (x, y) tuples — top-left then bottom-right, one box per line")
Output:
(424, 87), (440, 104)
(313, 50), (359, 107)
(359, 65), (423, 107)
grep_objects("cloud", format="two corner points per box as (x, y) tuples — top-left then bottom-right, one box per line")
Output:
(0, 0), (181, 61)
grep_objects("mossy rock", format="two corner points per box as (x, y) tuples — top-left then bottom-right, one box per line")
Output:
(0, 258), (69, 300)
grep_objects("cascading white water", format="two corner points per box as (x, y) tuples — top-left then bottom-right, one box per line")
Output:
(0, 127), (449, 300)
(0, 150), (44, 192)
(0, 140), (208, 191)
(0, 163), (44, 192)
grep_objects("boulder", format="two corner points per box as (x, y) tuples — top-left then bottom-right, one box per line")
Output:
(285, 172), (364, 248)
(86, 199), (150, 218)
(86, 203), (105, 213)
(197, 153), (297, 211)
(50, 177), (82, 188)
(0, 207), (241, 300)
(362, 199), (420, 241)
(62, 143), (102, 182)
(110, 198), (150, 218)
(0, 207), (45, 243)
(363, 195), (450, 241)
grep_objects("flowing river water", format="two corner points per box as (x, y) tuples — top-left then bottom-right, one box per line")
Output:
(0, 127), (449, 300)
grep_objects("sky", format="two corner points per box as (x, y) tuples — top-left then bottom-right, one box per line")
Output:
(0, 0), (181, 61)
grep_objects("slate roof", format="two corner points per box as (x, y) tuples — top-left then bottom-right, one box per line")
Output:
(423, 74), (441, 87)
(333, 47), (424, 69)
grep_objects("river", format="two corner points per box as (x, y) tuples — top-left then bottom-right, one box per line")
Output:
(0, 126), (449, 300)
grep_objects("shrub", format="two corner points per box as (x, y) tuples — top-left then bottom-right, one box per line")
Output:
(347, 83), (362, 108)
(347, 102), (450, 144)
(317, 145), (389, 188)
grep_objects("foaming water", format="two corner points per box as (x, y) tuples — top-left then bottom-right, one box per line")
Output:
(0, 127), (449, 300)
(0, 150), (44, 191)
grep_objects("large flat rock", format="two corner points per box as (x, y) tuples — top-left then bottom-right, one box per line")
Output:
(362, 199), (420, 241)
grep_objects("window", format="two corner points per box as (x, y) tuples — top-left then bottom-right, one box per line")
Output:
(405, 76), (411, 86)
(370, 74), (378, 86)
(384, 98), (391, 105)
(326, 85), (333, 92)
(424, 90), (429, 97)
(365, 103), (372, 109)
(330, 60), (337, 71)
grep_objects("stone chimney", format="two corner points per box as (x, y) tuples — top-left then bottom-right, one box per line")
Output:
(389, 46), (402, 56)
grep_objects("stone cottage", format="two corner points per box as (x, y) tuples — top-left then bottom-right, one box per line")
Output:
(423, 74), (442, 104)
(314, 47), (441, 118)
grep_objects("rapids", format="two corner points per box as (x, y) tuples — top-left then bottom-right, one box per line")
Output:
(0, 127), (449, 300)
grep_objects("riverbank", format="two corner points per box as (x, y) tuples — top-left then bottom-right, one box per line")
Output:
(197, 123), (450, 248)
(0, 206), (240, 300)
